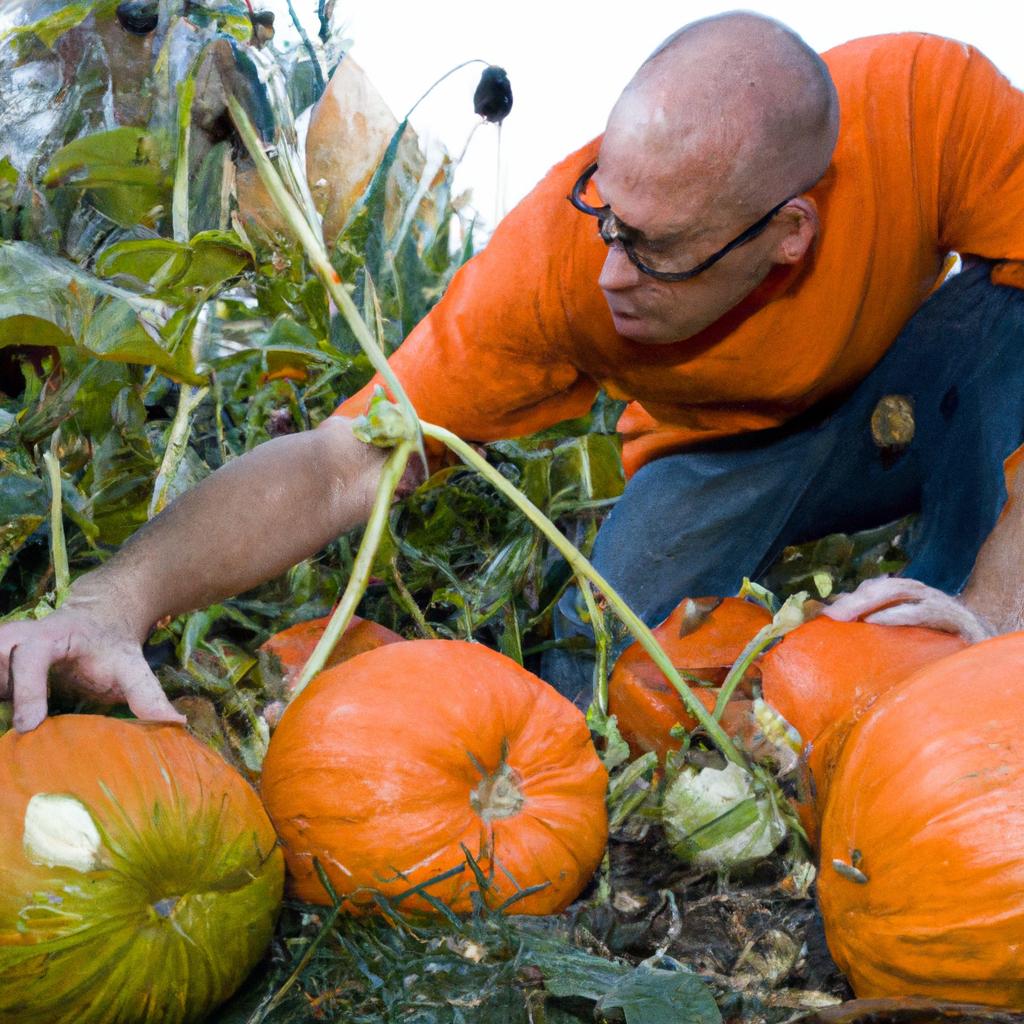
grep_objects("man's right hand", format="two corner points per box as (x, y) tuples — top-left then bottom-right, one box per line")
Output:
(0, 417), (386, 734)
(0, 603), (186, 733)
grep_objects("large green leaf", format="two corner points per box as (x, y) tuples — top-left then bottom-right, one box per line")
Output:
(0, 242), (203, 382)
(96, 230), (252, 299)
(43, 127), (171, 226)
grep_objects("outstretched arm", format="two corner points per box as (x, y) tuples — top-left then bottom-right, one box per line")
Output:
(0, 417), (386, 732)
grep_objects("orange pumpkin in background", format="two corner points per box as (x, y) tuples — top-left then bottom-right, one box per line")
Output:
(259, 613), (403, 692)
(817, 634), (1024, 1005)
(261, 639), (608, 916)
(608, 596), (771, 760)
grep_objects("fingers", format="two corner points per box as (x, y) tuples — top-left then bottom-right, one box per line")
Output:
(118, 653), (187, 726)
(864, 601), (994, 643)
(9, 641), (55, 733)
(0, 622), (34, 700)
(823, 576), (996, 643)
(823, 576), (934, 622)
(1, 618), (186, 732)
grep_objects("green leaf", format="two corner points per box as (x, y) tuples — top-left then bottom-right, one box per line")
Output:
(0, 473), (47, 584)
(528, 943), (631, 1001)
(96, 231), (251, 299)
(43, 127), (170, 226)
(96, 239), (190, 288)
(0, 314), (73, 351)
(81, 299), (187, 374)
(597, 967), (721, 1024)
(0, 242), (203, 383)
(550, 433), (625, 507)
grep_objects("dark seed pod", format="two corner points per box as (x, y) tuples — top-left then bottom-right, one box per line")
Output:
(115, 0), (159, 34)
(473, 65), (513, 125)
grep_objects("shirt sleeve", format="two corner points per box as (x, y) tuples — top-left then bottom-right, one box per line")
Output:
(919, 36), (1024, 282)
(333, 145), (600, 439)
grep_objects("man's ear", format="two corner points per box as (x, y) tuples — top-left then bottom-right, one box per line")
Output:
(772, 197), (819, 265)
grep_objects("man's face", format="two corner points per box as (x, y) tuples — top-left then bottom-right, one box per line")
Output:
(590, 155), (786, 346)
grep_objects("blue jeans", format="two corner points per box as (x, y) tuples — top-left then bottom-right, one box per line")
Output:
(544, 263), (1024, 704)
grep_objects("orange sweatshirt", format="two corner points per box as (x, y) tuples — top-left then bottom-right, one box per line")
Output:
(335, 34), (1024, 477)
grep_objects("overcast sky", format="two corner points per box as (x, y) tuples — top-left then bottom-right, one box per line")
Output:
(268, 1), (1020, 233)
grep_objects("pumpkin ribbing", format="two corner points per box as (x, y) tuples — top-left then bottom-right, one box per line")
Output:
(260, 639), (608, 916)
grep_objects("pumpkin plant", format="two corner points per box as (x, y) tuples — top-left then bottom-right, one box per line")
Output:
(0, 715), (284, 1024)
(817, 633), (1024, 1005)
(260, 638), (608, 916)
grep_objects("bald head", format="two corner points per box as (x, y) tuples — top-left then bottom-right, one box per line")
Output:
(602, 12), (839, 221)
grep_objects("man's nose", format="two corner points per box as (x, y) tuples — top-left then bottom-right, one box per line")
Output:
(598, 244), (644, 292)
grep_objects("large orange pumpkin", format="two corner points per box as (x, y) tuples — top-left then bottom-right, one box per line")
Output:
(817, 634), (1024, 1005)
(760, 618), (966, 836)
(261, 639), (608, 916)
(259, 613), (403, 692)
(0, 716), (283, 1024)
(608, 597), (771, 760)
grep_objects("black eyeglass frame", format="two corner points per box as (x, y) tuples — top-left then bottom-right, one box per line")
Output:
(568, 162), (795, 282)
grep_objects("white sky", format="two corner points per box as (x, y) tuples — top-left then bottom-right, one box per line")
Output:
(275, 2), (1021, 232)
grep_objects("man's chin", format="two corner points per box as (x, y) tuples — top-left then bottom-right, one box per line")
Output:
(610, 311), (685, 345)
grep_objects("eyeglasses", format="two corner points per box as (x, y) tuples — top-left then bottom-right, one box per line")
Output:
(568, 162), (795, 282)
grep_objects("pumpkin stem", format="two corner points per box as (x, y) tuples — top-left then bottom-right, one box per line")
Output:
(470, 763), (525, 821)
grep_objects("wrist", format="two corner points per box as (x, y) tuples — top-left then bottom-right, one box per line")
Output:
(63, 570), (156, 645)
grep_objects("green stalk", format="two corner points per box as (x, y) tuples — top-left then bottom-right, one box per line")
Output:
(712, 629), (776, 722)
(577, 578), (610, 715)
(390, 556), (438, 639)
(283, 0), (325, 95)
(149, 384), (209, 518)
(226, 96), (424, 465)
(712, 592), (808, 721)
(42, 447), (69, 604)
(421, 423), (746, 768)
(291, 440), (415, 696)
(172, 73), (196, 243)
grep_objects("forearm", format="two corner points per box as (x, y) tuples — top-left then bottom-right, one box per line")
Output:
(65, 418), (386, 640)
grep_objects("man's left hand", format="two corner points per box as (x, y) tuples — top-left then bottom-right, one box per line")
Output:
(823, 576), (996, 643)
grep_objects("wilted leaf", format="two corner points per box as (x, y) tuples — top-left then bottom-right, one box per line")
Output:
(598, 966), (721, 1024)
(527, 941), (631, 1000)
(0, 472), (47, 582)
(662, 761), (788, 872)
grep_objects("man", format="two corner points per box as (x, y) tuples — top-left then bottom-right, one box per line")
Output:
(3, 12), (1024, 727)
